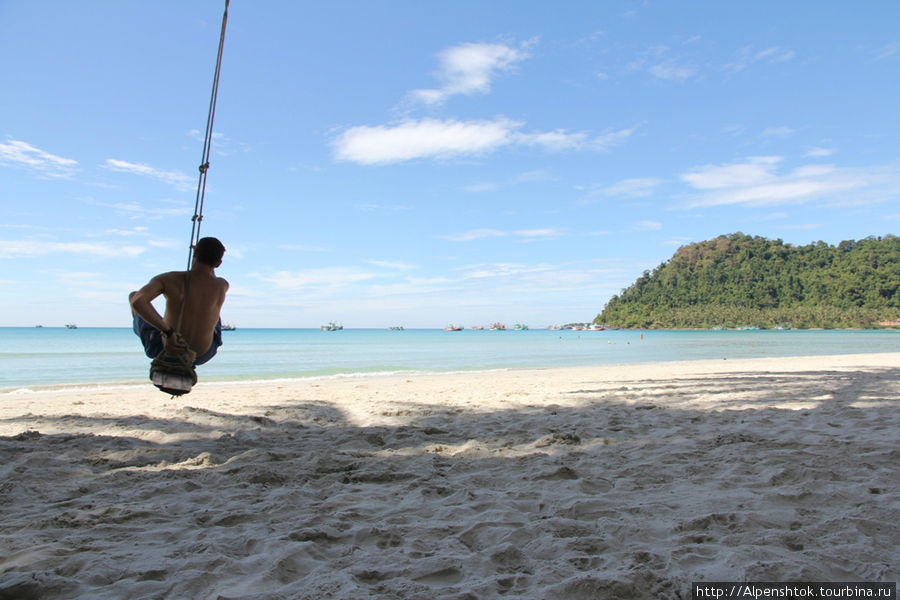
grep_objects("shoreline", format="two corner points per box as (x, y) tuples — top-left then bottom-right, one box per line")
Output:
(3, 350), (899, 396)
(1, 353), (897, 598)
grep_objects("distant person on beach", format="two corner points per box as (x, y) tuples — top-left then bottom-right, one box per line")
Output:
(129, 237), (229, 366)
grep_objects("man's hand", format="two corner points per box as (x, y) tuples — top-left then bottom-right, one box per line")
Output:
(162, 330), (189, 356)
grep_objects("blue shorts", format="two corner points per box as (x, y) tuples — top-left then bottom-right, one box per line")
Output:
(132, 315), (222, 366)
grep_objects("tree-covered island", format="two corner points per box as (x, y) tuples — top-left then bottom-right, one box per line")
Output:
(595, 233), (900, 330)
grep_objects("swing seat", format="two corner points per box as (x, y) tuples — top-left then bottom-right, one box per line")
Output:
(150, 350), (198, 396)
(151, 367), (197, 396)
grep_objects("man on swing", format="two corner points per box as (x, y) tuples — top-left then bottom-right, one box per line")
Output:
(130, 237), (229, 369)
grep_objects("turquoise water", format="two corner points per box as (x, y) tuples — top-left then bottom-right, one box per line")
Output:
(1, 327), (898, 390)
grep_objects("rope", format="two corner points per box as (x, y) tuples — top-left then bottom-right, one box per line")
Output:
(177, 0), (230, 334)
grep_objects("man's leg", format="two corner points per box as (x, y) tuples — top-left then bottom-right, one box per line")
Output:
(133, 313), (164, 359)
(193, 319), (223, 366)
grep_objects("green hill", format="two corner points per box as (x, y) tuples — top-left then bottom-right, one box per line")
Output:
(596, 233), (900, 329)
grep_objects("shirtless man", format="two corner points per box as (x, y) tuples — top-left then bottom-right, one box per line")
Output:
(130, 237), (229, 366)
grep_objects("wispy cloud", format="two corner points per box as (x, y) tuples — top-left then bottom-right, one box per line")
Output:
(628, 45), (697, 81)
(187, 129), (250, 155)
(85, 197), (192, 220)
(278, 243), (330, 253)
(761, 126), (795, 138)
(257, 267), (377, 289)
(410, 41), (533, 105)
(874, 42), (899, 60)
(106, 226), (149, 236)
(0, 139), (78, 179)
(726, 45), (796, 71)
(596, 177), (663, 198)
(439, 228), (561, 242)
(806, 147), (835, 157)
(364, 259), (417, 270)
(0, 240), (145, 259)
(649, 60), (697, 81)
(333, 118), (631, 165)
(680, 156), (894, 207)
(356, 203), (413, 212)
(462, 169), (553, 193)
(781, 223), (823, 230)
(103, 159), (194, 191)
(632, 220), (663, 231)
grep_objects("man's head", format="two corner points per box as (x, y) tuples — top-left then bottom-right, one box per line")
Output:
(194, 237), (226, 267)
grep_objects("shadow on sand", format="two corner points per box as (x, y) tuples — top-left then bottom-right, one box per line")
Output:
(1, 367), (897, 599)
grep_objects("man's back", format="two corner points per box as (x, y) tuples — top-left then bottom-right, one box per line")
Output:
(154, 269), (228, 356)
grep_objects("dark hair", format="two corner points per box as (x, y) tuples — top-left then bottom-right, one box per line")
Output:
(194, 237), (226, 266)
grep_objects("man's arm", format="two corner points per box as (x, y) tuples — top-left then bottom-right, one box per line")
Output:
(130, 275), (173, 335)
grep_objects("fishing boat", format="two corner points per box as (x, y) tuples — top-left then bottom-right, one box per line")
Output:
(321, 322), (343, 331)
(65, 324), (78, 329)
(222, 323), (236, 331)
(444, 325), (462, 331)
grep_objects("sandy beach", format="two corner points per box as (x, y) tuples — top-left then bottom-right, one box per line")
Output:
(1, 353), (897, 599)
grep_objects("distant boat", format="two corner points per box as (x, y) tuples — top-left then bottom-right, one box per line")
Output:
(489, 322), (506, 331)
(470, 325), (484, 330)
(65, 324), (77, 329)
(35, 325), (43, 328)
(444, 325), (462, 331)
(513, 324), (529, 331)
(321, 321), (343, 331)
(222, 323), (236, 331)
(388, 326), (404, 331)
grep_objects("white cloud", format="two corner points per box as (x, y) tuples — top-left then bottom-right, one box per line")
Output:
(682, 156), (781, 190)
(516, 129), (590, 150)
(439, 228), (561, 242)
(106, 226), (149, 236)
(334, 118), (518, 165)
(333, 118), (632, 165)
(103, 159), (194, 191)
(680, 156), (893, 207)
(0, 139), (78, 178)
(410, 41), (531, 105)
(0, 240), (145, 259)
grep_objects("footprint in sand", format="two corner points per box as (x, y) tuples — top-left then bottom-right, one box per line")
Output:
(414, 567), (463, 586)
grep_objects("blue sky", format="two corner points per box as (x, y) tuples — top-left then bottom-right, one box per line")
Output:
(2, 1), (899, 328)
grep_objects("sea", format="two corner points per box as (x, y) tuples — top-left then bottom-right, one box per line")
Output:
(1, 327), (898, 391)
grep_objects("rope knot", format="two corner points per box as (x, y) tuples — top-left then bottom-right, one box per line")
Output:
(199, 162), (210, 173)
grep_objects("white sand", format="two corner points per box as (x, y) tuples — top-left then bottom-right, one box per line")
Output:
(1, 354), (897, 599)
